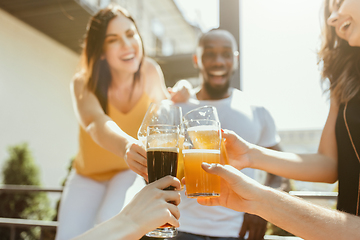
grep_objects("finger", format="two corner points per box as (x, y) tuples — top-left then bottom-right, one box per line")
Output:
(257, 223), (267, 240)
(127, 155), (147, 172)
(134, 143), (147, 157)
(152, 176), (181, 191)
(166, 210), (180, 228)
(127, 151), (147, 168)
(247, 227), (256, 240)
(167, 202), (180, 220)
(181, 177), (185, 185)
(130, 143), (147, 159)
(238, 221), (247, 239)
(164, 190), (181, 206)
(201, 162), (242, 186)
(129, 163), (148, 181)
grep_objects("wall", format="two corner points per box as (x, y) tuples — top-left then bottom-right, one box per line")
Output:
(0, 8), (80, 187)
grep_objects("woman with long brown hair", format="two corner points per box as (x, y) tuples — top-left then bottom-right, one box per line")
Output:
(55, 4), (188, 240)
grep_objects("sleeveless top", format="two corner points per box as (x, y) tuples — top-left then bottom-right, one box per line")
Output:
(73, 93), (152, 181)
(335, 93), (360, 215)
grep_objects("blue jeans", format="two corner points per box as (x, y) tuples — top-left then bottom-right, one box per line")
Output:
(173, 231), (241, 240)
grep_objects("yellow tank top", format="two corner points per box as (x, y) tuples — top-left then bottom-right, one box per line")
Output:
(73, 93), (152, 181)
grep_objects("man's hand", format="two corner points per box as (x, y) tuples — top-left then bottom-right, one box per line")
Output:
(168, 79), (192, 103)
(239, 213), (267, 240)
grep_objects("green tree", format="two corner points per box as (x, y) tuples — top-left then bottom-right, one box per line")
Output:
(0, 143), (54, 240)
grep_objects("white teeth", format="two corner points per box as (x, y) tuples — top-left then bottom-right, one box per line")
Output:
(340, 21), (351, 32)
(122, 53), (135, 60)
(210, 70), (226, 76)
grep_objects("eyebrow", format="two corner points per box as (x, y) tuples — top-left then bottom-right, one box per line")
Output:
(105, 33), (118, 38)
(105, 28), (135, 38)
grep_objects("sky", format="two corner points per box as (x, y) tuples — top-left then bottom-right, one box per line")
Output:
(174, 0), (329, 131)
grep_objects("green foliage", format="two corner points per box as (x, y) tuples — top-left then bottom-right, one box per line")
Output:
(0, 143), (55, 240)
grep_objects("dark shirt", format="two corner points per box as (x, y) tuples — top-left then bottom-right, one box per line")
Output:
(336, 94), (360, 215)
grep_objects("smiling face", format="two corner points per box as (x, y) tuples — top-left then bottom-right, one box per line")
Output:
(102, 14), (143, 73)
(327, 0), (360, 46)
(195, 30), (239, 99)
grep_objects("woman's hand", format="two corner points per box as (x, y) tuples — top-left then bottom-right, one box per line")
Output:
(125, 140), (148, 181)
(222, 129), (253, 170)
(119, 176), (181, 236)
(197, 163), (265, 215)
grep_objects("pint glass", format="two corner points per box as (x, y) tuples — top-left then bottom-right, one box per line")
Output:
(183, 105), (229, 165)
(146, 125), (179, 238)
(182, 119), (221, 198)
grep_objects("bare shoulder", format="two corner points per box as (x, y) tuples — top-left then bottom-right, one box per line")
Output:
(141, 57), (164, 86)
(141, 57), (161, 76)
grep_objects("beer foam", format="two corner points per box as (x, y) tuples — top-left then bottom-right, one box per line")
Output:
(147, 147), (178, 153)
(187, 125), (219, 132)
(182, 149), (220, 154)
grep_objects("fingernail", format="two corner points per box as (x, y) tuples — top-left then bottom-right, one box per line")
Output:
(221, 129), (224, 133)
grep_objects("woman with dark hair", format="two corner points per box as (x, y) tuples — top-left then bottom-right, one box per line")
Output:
(55, 4), (189, 240)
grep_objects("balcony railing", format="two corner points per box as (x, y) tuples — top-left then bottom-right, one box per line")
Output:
(0, 185), (63, 240)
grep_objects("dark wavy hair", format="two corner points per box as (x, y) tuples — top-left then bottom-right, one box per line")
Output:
(318, 0), (360, 103)
(78, 4), (144, 113)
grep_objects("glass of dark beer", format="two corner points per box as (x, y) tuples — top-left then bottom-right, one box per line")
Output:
(146, 124), (179, 238)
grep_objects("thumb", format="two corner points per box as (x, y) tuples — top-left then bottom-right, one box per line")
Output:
(201, 162), (240, 186)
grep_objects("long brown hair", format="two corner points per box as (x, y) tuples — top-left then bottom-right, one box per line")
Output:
(318, 0), (360, 104)
(78, 4), (144, 113)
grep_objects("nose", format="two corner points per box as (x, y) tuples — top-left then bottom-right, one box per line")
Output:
(121, 37), (132, 49)
(327, 11), (339, 26)
(214, 54), (225, 66)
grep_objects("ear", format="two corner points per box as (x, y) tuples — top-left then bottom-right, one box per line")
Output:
(100, 54), (105, 60)
(193, 54), (199, 69)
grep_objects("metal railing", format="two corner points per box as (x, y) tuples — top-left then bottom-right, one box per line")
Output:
(0, 185), (63, 240)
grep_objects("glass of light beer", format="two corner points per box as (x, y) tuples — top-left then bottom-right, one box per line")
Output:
(183, 105), (229, 165)
(182, 119), (221, 198)
(146, 124), (179, 238)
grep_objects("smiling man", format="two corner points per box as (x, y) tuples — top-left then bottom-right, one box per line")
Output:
(175, 29), (289, 240)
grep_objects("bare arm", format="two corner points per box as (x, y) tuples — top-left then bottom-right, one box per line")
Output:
(263, 144), (291, 191)
(223, 99), (338, 183)
(198, 164), (360, 240)
(71, 77), (135, 159)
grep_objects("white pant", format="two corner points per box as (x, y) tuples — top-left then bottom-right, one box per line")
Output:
(55, 169), (146, 240)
